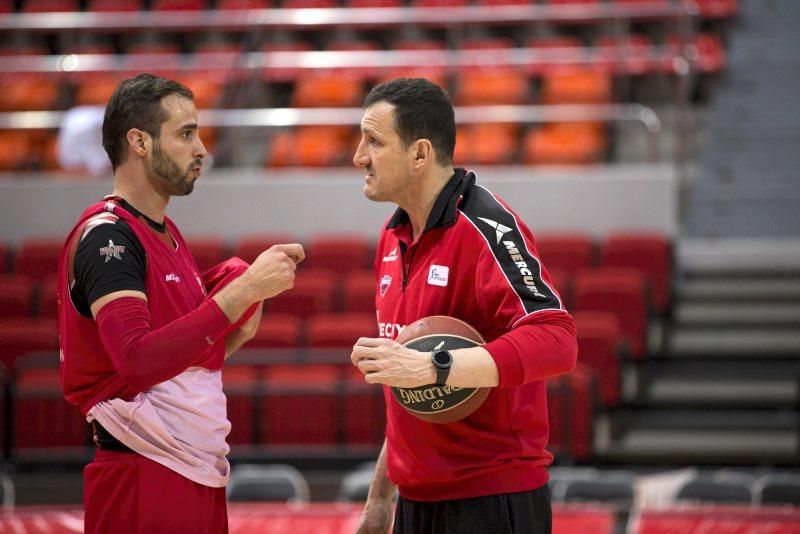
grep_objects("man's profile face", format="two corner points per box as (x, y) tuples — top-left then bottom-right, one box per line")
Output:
(353, 101), (414, 204)
(147, 94), (206, 197)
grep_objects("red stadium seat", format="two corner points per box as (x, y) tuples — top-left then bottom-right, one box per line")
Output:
(341, 270), (376, 314)
(0, 275), (35, 319)
(87, 0), (143, 10)
(601, 232), (671, 313)
(547, 363), (598, 462)
(385, 40), (448, 88)
(412, 0), (468, 5)
(694, 0), (739, 19)
(526, 36), (584, 76)
(535, 233), (594, 275)
(303, 234), (371, 275)
(151, 0), (207, 10)
(307, 313), (378, 348)
(21, 0), (79, 12)
(573, 311), (623, 407)
(663, 33), (726, 74)
(14, 367), (90, 449)
(14, 238), (64, 281)
(574, 268), (648, 359)
(282, 0), (337, 6)
(216, 0), (272, 8)
(595, 34), (653, 75)
(223, 365), (259, 445)
(266, 269), (336, 319)
(232, 234), (295, 265)
(0, 0), (13, 12)
(346, 0), (401, 6)
(186, 237), (227, 275)
(546, 269), (572, 310)
(261, 364), (340, 445)
(0, 318), (59, 370)
(36, 275), (59, 319)
(342, 364), (386, 444)
(0, 241), (7, 273)
(246, 314), (303, 349)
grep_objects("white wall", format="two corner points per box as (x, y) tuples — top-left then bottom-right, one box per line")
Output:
(0, 164), (677, 245)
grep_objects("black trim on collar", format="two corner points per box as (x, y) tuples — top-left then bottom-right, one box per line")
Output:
(386, 168), (475, 231)
(104, 195), (166, 233)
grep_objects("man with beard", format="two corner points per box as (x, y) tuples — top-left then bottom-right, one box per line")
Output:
(58, 74), (304, 533)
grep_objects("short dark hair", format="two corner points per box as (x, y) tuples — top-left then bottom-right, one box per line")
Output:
(102, 73), (194, 170)
(364, 78), (455, 166)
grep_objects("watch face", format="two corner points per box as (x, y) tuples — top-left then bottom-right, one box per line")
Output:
(433, 350), (452, 367)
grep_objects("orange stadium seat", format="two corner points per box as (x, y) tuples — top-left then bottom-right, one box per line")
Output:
(261, 364), (340, 445)
(574, 268), (648, 359)
(21, 0), (79, 12)
(266, 269), (336, 319)
(223, 365), (259, 445)
(601, 232), (671, 313)
(342, 364), (386, 444)
(232, 234), (295, 265)
(307, 313), (378, 348)
(0, 131), (33, 170)
(13, 238), (64, 281)
(526, 36), (584, 76)
(267, 126), (353, 167)
(303, 234), (371, 274)
(341, 270), (376, 314)
(0, 275), (35, 319)
(293, 72), (365, 107)
(74, 73), (126, 106)
(246, 314), (303, 349)
(540, 68), (612, 104)
(14, 367), (90, 449)
(574, 311), (623, 408)
(0, 75), (62, 112)
(535, 233), (594, 275)
(186, 237), (226, 275)
(523, 123), (607, 164)
(36, 275), (59, 319)
(458, 123), (520, 165)
(0, 318), (59, 370)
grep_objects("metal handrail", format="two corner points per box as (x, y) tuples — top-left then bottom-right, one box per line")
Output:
(0, 2), (699, 32)
(0, 103), (662, 162)
(0, 45), (691, 75)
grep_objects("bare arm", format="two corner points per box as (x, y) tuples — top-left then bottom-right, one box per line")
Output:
(356, 439), (396, 534)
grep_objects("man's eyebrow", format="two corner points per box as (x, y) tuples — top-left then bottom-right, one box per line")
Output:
(178, 123), (199, 131)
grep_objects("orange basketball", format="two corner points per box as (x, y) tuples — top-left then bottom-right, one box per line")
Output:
(391, 316), (490, 424)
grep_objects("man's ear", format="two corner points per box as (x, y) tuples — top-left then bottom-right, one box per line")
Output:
(126, 128), (150, 158)
(412, 139), (433, 170)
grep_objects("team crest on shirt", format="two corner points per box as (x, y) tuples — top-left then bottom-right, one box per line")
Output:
(99, 240), (125, 262)
(379, 274), (392, 296)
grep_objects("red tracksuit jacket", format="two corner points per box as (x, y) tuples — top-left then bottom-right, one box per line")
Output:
(375, 169), (577, 501)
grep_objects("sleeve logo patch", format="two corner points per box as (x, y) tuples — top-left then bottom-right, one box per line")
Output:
(427, 265), (449, 287)
(99, 239), (125, 262)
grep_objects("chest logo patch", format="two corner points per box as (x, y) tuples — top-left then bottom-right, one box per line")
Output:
(382, 247), (398, 262)
(380, 274), (392, 296)
(165, 273), (181, 283)
(99, 239), (125, 262)
(427, 265), (449, 287)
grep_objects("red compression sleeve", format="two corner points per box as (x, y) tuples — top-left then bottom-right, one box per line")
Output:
(95, 297), (231, 392)
(483, 310), (578, 388)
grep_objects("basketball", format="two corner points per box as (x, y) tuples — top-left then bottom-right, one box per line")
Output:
(391, 316), (490, 424)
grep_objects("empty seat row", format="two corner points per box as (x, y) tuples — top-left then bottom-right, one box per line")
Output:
(0, 0), (739, 18)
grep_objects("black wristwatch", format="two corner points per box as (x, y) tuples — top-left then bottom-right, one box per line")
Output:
(431, 349), (453, 386)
